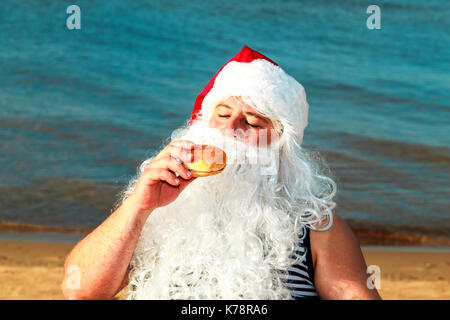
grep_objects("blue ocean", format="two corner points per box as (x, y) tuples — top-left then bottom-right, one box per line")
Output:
(0, 0), (449, 244)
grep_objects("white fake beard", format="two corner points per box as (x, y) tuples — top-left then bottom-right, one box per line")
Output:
(127, 122), (303, 300)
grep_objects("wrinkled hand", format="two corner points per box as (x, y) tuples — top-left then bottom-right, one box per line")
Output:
(128, 140), (197, 214)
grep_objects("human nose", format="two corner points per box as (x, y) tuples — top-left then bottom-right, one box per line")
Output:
(219, 115), (243, 137)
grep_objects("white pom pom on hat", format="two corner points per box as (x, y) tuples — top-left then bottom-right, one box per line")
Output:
(190, 45), (309, 144)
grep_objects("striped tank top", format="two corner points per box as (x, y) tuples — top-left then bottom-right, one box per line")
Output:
(280, 227), (319, 299)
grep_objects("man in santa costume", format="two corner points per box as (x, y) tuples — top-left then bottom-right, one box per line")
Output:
(62, 46), (381, 300)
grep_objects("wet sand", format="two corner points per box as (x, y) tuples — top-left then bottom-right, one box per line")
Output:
(0, 240), (448, 300)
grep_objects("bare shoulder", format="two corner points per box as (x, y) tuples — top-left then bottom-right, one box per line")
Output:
(310, 211), (358, 268)
(309, 211), (381, 299)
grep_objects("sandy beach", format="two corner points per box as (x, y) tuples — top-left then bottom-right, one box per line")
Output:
(0, 240), (448, 300)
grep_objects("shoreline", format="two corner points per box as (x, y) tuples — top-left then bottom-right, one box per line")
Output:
(1, 223), (449, 247)
(0, 239), (448, 300)
(0, 231), (86, 244)
(1, 233), (449, 252)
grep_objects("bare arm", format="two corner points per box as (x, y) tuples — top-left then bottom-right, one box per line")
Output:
(311, 212), (382, 300)
(61, 195), (150, 299)
(61, 140), (196, 300)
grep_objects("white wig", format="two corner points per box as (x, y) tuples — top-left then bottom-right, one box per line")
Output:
(117, 47), (338, 299)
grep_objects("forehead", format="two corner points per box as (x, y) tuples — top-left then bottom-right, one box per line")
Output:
(218, 96), (265, 116)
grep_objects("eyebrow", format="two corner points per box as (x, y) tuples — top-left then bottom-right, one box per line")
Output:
(216, 104), (269, 124)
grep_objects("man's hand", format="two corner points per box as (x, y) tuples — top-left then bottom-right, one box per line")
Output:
(61, 140), (199, 300)
(128, 140), (198, 214)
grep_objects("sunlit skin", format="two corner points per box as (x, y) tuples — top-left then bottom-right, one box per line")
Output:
(61, 95), (381, 300)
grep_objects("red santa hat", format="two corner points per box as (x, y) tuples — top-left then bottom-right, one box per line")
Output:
(189, 45), (309, 144)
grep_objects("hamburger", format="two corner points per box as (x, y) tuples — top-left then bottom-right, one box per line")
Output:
(183, 144), (227, 177)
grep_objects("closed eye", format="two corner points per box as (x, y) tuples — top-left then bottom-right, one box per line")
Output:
(245, 120), (261, 128)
